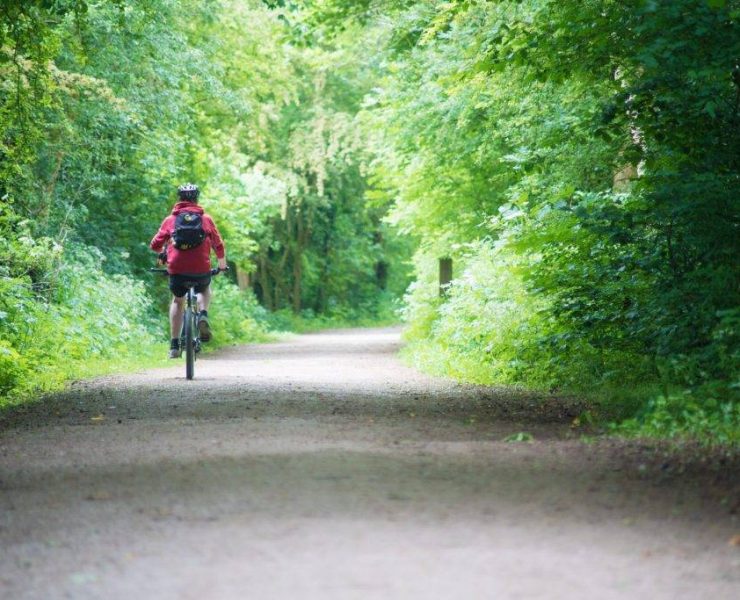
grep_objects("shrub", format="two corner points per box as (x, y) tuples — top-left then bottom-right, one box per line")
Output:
(0, 340), (26, 396)
(616, 391), (740, 446)
(206, 277), (270, 345)
(1, 244), (164, 402)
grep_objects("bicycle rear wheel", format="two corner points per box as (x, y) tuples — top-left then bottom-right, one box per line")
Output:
(184, 308), (195, 380)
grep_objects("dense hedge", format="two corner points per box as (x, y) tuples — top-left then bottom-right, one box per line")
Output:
(305, 0), (739, 440)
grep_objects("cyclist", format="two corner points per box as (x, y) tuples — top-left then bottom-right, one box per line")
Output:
(150, 183), (227, 358)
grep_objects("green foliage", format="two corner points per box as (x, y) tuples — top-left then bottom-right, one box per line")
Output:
(0, 240), (271, 404)
(329, 0), (740, 440)
(0, 340), (23, 396)
(206, 277), (271, 345)
(616, 392), (740, 446)
(0, 0), (411, 402)
(402, 242), (549, 385)
(266, 292), (402, 332)
(2, 0), (737, 448)
(0, 243), (160, 402)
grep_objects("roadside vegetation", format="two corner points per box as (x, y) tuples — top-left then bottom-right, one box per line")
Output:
(1, 1), (738, 444)
(0, 1), (410, 404)
(301, 0), (739, 444)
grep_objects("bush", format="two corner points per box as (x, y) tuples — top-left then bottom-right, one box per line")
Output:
(0, 244), (165, 402)
(206, 277), (270, 345)
(402, 242), (739, 442)
(616, 391), (740, 446)
(0, 340), (26, 396)
(403, 242), (547, 385)
(402, 240), (636, 390)
(0, 243), (279, 405)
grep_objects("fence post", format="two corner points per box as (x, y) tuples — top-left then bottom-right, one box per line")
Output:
(439, 257), (452, 297)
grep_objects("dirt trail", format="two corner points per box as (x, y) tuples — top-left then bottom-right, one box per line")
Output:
(1, 327), (738, 599)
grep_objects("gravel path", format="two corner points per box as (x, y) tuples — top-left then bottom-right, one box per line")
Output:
(1, 327), (738, 599)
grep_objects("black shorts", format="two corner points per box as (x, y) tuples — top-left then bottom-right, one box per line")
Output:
(169, 273), (211, 298)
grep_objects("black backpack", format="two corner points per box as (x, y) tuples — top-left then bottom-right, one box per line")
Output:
(172, 211), (206, 250)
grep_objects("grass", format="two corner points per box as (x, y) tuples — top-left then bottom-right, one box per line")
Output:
(0, 327), (277, 411)
(401, 336), (740, 447)
(0, 341), (168, 410)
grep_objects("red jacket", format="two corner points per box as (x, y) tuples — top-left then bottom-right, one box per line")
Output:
(150, 201), (225, 275)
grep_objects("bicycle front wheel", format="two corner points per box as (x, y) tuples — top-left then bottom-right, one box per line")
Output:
(184, 309), (195, 380)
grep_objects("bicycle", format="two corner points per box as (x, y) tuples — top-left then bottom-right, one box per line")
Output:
(151, 267), (225, 380)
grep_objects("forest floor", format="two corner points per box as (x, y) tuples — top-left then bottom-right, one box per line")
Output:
(1, 327), (738, 599)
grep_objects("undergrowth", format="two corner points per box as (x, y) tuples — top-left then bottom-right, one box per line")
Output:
(403, 339), (739, 446)
(266, 294), (402, 333)
(401, 242), (739, 447)
(0, 247), (271, 408)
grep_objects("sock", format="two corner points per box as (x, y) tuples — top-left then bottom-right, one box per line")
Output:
(170, 338), (179, 349)
(200, 310), (208, 317)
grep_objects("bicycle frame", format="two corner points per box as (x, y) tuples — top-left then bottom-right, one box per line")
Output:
(182, 283), (201, 380)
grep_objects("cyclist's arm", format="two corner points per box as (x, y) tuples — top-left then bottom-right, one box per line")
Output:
(150, 216), (173, 252)
(206, 216), (227, 270)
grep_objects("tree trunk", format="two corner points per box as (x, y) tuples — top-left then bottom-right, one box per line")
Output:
(439, 257), (453, 297)
(292, 249), (302, 313)
(259, 253), (273, 310)
(315, 207), (334, 314)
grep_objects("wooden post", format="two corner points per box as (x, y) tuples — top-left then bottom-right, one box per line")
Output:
(236, 267), (250, 291)
(439, 257), (452, 297)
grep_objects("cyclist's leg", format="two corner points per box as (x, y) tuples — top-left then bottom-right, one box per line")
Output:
(196, 285), (211, 313)
(196, 284), (212, 342)
(168, 276), (189, 340)
(167, 275), (189, 357)
(170, 295), (186, 339)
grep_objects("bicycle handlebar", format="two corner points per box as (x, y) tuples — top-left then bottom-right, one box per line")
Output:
(149, 267), (228, 276)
